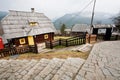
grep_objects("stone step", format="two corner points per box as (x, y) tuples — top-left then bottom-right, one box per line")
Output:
(0, 59), (30, 80)
(0, 58), (86, 80)
(38, 48), (53, 53)
(13, 59), (38, 80)
(21, 59), (50, 80)
(52, 58), (85, 80)
(0, 60), (11, 75)
(34, 58), (65, 80)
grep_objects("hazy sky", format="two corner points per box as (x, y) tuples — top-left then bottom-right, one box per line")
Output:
(0, 0), (120, 19)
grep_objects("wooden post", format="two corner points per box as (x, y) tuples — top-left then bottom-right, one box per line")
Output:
(84, 33), (86, 44)
(95, 35), (97, 41)
(77, 38), (78, 45)
(83, 37), (85, 44)
(33, 36), (38, 53)
(89, 0), (96, 43)
(104, 28), (112, 40)
(89, 34), (91, 43)
(34, 43), (38, 53)
(66, 39), (68, 47)
(59, 38), (61, 45)
(115, 35), (118, 40)
(79, 37), (80, 45)
(50, 40), (53, 49)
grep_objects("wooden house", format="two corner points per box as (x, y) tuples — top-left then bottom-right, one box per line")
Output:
(0, 8), (56, 51)
(92, 24), (115, 40)
(64, 28), (71, 36)
(71, 24), (90, 36)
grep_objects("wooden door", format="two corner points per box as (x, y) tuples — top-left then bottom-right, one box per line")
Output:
(28, 36), (35, 45)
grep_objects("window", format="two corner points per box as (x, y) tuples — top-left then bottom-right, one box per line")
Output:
(98, 29), (106, 34)
(44, 34), (49, 39)
(19, 38), (26, 44)
(29, 22), (38, 26)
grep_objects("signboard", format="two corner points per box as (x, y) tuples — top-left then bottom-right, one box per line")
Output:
(98, 29), (106, 34)
(37, 43), (46, 53)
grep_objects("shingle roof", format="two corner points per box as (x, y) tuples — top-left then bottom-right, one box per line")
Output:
(65, 28), (71, 32)
(72, 24), (90, 33)
(27, 27), (55, 36)
(93, 24), (115, 29)
(0, 35), (8, 44)
(1, 10), (56, 39)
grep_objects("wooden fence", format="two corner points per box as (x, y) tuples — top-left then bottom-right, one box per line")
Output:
(0, 45), (30, 58)
(46, 36), (86, 49)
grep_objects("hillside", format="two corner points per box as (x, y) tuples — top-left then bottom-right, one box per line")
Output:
(0, 11), (8, 20)
(54, 12), (114, 29)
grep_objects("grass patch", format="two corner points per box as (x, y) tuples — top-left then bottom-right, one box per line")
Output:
(54, 36), (71, 40)
(2, 51), (90, 60)
(54, 45), (66, 49)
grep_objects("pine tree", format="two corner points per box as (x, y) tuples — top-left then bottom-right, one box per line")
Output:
(60, 24), (66, 35)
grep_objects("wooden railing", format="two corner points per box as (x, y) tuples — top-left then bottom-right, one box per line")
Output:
(0, 45), (30, 58)
(46, 36), (86, 49)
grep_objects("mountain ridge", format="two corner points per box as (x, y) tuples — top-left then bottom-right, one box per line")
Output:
(0, 11), (8, 20)
(53, 12), (114, 29)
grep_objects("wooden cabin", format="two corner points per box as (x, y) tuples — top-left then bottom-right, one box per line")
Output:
(64, 28), (71, 36)
(0, 8), (56, 52)
(71, 24), (90, 36)
(92, 24), (115, 40)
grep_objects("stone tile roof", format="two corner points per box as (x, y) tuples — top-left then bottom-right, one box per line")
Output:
(93, 24), (115, 29)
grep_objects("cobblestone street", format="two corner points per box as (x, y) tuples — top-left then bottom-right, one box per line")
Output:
(75, 41), (120, 80)
(0, 41), (120, 80)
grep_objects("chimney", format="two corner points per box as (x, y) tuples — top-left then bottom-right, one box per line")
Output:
(31, 8), (35, 12)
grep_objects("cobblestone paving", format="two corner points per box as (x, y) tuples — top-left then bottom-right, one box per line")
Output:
(0, 41), (120, 80)
(52, 58), (85, 80)
(0, 58), (85, 80)
(34, 58), (65, 80)
(75, 41), (120, 80)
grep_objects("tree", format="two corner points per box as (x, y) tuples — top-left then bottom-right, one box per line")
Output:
(60, 24), (66, 35)
(113, 12), (120, 32)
